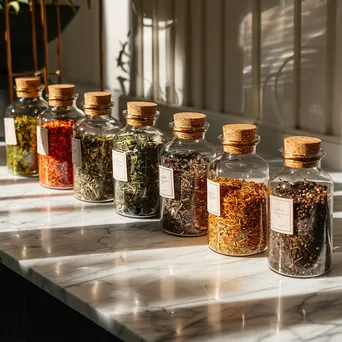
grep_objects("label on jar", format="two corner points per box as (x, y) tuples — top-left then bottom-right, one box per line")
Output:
(270, 195), (293, 234)
(207, 179), (220, 216)
(112, 150), (128, 181)
(72, 138), (82, 165)
(4, 118), (17, 145)
(159, 166), (174, 199)
(37, 126), (49, 155)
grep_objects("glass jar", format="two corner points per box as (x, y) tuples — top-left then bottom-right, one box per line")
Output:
(37, 84), (84, 189)
(160, 112), (216, 236)
(73, 92), (121, 202)
(4, 77), (48, 176)
(207, 124), (269, 256)
(113, 101), (166, 218)
(268, 136), (333, 277)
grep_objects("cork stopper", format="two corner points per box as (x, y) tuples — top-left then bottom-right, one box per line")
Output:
(84, 92), (111, 106)
(222, 124), (257, 154)
(174, 112), (206, 128)
(173, 112), (207, 140)
(283, 136), (322, 168)
(127, 101), (157, 116)
(126, 101), (158, 126)
(48, 84), (75, 106)
(15, 77), (41, 98)
(223, 124), (256, 142)
(84, 92), (113, 116)
(284, 136), (321, 156)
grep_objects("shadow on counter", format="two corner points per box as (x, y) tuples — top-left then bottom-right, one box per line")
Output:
(0, 221), (209, 261)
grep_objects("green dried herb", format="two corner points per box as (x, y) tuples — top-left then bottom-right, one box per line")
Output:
(6, 115), (38, 176)
(113, 130), (166, 217)
(161, 151), (209, 236)
(74, 134), (115, 202)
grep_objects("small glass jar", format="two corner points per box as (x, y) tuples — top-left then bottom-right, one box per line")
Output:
(207, 124), (269, 256)
(4, 77), (48, 176)
(268, 136), (333, 277)
(113, 101), (166, 218)
(37, 84), (84, 189)
(160, 112), (216, 236)
(73, 92), (121, 202)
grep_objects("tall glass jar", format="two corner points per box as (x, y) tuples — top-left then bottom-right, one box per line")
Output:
(113, 101), (166, 218)
(160, 112), (216, 236)
(4, 77), (48, 176)
(37, 84), (84, 189)
(73, 92), (121, 202)
(207, 124), (269, 256)
(268, 136), (333, 277)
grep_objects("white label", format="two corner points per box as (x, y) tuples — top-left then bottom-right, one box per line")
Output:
(270, 195), (294, 234)
(4, 118), (17, 145)
(207, 179), (220, 216)
(72, 138), (82, 165)
(37, 126), (49, 155)
(159, 166), (175, 199)
(112, 150), (128, 181)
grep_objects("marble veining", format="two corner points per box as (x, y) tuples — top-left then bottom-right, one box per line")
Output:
(2, 165), (342, 341)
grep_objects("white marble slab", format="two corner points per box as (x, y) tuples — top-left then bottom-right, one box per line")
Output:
(1, 163), (342, 341)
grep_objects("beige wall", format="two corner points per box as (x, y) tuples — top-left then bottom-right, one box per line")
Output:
(48, 0), (130, 118)
(47, 0), (342, 169)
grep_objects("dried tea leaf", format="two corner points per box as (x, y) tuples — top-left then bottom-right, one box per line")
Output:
(74, 134), (115, 202)
(113, 130), (166, 217)
(208, 177), (267, 256)
(161, 151), (209, 236)
(269, 180), (331, 277)
(6, 115), (38, 176)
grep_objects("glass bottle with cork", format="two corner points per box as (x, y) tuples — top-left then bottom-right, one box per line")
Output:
(37, 84), (84, 189)
(268, 136), (333, 277)
(207, 124), (269, 256)
(113, 101), (166, 218)
(73, 92), (121, 202)
(160, 112), (216, 236)
(4, 77), (48, 176)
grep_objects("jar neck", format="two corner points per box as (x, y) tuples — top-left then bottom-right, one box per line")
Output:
(173, 131), (206, 140)
(49, 102), (78, 112)
(126, 122), (156, 129)
(283, 158), (321, 169)
(123, 110), (158, 127)
(86, 113), (111, 120)
(17, 91), (43, 100)
(222, 145), (257, 155)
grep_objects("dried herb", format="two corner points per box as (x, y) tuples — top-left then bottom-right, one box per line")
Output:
(39, 120), (74, 188)
(74, 134), (115, 202)
(161, 151), (209, 236)
(113, 131), (166, 217)
(208, 178), (267, 255)
(269, 180), (331, 277)
(6, 115), (38, 176)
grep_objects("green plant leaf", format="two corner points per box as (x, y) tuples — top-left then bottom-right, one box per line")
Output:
(66, 0), (76, 13)
(17, 0), (29, 4)
(7, 1), (20, 14)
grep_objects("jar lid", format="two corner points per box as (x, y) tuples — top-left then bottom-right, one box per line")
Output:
(48, 84), (75, 99)
(223, 124), (256, 142)
(284, 136), (321, 156)
(84, 91), (112, 107)
(174, 112), (206, 129)
(15, 77), (41, 91)
(127, 101), (157, 117)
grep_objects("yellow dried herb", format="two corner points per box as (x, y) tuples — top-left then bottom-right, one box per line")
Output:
(208, 177), (267, 256)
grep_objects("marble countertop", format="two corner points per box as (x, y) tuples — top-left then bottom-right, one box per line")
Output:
(2, 161), (342, 341)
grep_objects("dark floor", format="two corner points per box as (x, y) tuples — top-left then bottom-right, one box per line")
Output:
(0, 264), (123, 342)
